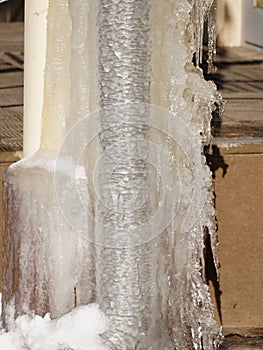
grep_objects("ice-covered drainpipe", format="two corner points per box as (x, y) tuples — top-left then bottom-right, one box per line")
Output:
(95, 1), (153, 347)
(4, 1), (222, 349)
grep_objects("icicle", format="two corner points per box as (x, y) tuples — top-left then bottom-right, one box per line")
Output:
(192, 0), (216, 68)
(207, 0), (217, 73)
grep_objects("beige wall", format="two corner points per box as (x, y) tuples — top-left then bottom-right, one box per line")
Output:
(242, 0), (263, 48)
(217, 0), (243, 47)
(217, 0), (263, 49)
(211, 152), (263, 330)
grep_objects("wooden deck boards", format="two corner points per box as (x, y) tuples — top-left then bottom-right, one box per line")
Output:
(0, 23), (263, 157)
(0, 23), (23, 158)
(0, 22), (23, 53)
(211, 47), (263, 151)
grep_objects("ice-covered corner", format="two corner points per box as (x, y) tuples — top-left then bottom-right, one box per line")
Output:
(1, 0), (223, 349)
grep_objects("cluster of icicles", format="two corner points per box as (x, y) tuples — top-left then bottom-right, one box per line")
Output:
(192, 0), (217, 72)
(3, 0), (222, 349)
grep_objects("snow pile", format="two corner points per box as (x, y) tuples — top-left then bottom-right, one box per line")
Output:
(0, 299), (108, 350)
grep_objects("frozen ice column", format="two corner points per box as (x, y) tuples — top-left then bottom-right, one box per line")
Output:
(3, 0), (223, 349)
(3, 0), (97, 322)
(95, 0), (159, 348)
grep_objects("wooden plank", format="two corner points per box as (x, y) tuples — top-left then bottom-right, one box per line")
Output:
(216, 64), (263, 82)
(0, 108), (23, 133)
(0, 106), (23, 153)
(213, 124), (263, 138)
(0, 115), (23, 129)
(222, 92), (263, 99)
(215, 61), (263, 96)
(0, 23), (24, 53)
(0, 152), (22, 163)
(0, 24), (24, 154)
(222, 83), (263, 94)
(211, 46), (263, 145)
(0, 141), (22, 153)
(0, 58), (13, 71)
(0, 106), (23, 118)
(0, 71), (23, 88)
(213, 139), (263, 155)
(216, 46), (263, 63)
(1, 53), (24, 70)
(0, 87), (23, 107)
(224, 99), (263, 109)
(0, 139), (22, 150)
(220, 333), (263, 349)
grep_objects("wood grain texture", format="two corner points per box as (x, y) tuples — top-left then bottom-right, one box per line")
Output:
(0, 23), (23, 153)
(210, 47), (263, 145)
(0, 22), (23, 53)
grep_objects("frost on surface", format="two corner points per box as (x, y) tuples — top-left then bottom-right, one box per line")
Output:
(3, 0), (222, 349)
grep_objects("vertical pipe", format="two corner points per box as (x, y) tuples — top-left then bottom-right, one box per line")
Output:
(96, 0), (155, 348)
(23, 0), (48, 157)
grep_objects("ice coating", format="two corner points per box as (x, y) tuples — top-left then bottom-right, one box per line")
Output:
(3, 0), (222, 349)
(40, 0), (71, 151)
(96, 0), (154, 347)
(3, 151), (96, 320)
(68, 0), (98, 128)
(149, 1), (221, 348)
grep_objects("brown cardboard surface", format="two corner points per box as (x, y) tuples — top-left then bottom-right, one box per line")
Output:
(213, 153), (263, 328)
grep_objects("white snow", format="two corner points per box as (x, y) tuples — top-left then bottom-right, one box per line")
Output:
(0, 295), (108, 350)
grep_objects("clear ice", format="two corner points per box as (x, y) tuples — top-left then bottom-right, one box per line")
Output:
(3, 0), (222, 349)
